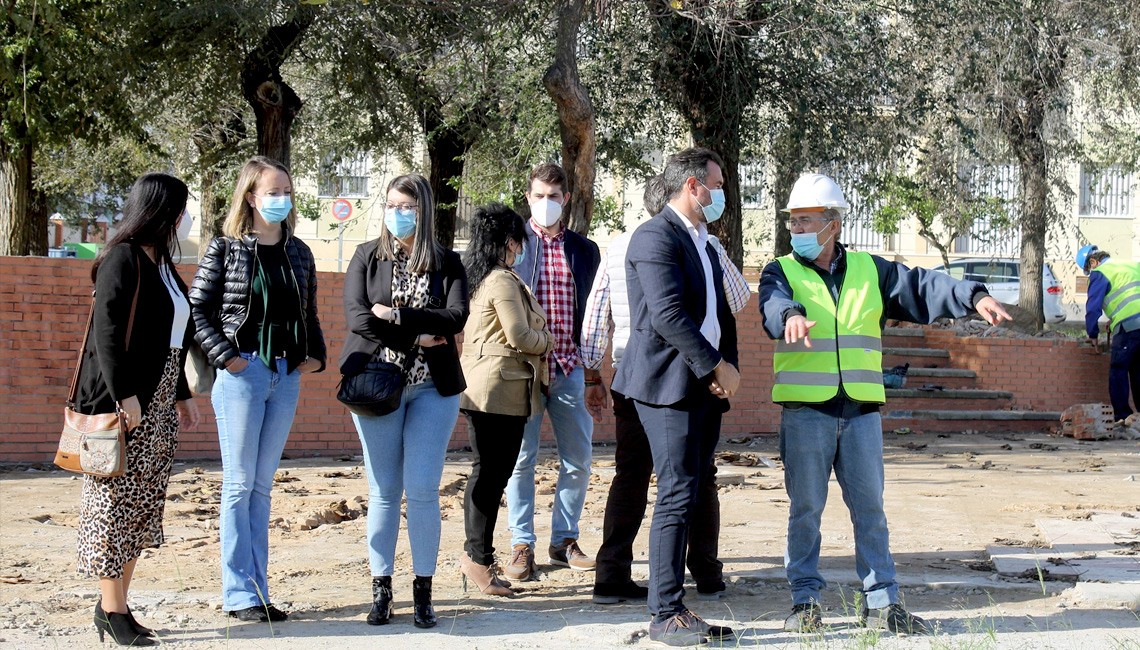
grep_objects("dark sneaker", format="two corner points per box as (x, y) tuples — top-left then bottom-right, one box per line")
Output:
(228, 604), (288, 622)
(503, 544), (535, 581)
(860, 604), (932, 635)
(592, 581), (649, 605)
(695, 580), (726, 601)
(783, 602), (823, 633)
(648, 612), (708, 647)
(548, 538), (596, 571)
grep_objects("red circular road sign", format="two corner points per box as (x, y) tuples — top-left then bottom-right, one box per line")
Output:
(332, 198), (353, 222)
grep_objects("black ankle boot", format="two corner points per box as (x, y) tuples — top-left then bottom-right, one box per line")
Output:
(412, 576), (437, 628)
(95, 600), (154, 638)
(94, 607), (155, 646)
(367, 576), (393, 625)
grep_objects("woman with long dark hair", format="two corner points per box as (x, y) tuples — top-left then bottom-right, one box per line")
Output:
(189, 156), (327, 622)
(339, 173), (468, 627)
(457, 203), (552, 596)
(76, 173), (200, 646)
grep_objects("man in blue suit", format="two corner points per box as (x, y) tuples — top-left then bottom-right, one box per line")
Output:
(612, 147), (740, 646)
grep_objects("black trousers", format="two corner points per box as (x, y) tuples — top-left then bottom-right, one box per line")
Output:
(463, 410), (527, 565)
(634, 393), (723, 620)
(595, 390), (722, 589)
(1109, 328), (1140, 421)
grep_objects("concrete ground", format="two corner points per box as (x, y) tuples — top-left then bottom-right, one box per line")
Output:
(1, 430), (1137, 649)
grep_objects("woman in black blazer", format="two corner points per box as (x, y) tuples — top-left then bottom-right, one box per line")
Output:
(340, 173), (468, 628)
(75, 173), (199, 646)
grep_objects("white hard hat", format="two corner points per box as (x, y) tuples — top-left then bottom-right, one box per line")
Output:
(783, 173), (850, 213)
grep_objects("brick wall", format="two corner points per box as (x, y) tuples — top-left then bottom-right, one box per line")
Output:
(0, 256), (1108, 462)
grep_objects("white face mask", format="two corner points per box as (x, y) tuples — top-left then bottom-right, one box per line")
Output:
(176, 211), (193, 241)
(531, 197), (563, 228)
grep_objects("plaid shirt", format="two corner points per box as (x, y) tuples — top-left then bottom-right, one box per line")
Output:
(580, 234), (750, 370)
(532, 221), (580, 377)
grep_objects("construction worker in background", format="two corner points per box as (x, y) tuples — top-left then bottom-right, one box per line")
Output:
(759, 173), (1011, 636)
(1077, 244), (1140, 422)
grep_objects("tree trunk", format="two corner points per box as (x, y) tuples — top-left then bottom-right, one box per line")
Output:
(192, 116), (246, 243)
(771, 104), (810, 258)
(0, 141), (43, 256)
(543, 0), (596, 236)
(1002, 92), (1048, 332)
(424, 109), (465, 250)
(239, 7), (315, 169)
(691, 125), (744, 267)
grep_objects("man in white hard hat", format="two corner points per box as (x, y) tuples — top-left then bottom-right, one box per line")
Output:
(759, 173), (1011, 635)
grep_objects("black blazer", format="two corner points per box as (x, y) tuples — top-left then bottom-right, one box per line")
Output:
(75, 242), (193, 416)
(611, 208), (738, 408)
(339, 241), (469, 397)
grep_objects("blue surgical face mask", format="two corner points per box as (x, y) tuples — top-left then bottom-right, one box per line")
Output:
(512, 241), (526, 267)
(257, 195), (292, 224)
(698, 183), (726, 223)
(384, 208), (417, 239)
(791, 222), (836, 260)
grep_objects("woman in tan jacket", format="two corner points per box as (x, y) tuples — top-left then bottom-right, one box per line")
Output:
(458, 203), (553, 596)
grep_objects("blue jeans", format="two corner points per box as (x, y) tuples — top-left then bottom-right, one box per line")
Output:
(213, 354), (301, 611)
(352, 379), (459, 577)
(779, 404), (898, 610)
(506, 364), (594, 548)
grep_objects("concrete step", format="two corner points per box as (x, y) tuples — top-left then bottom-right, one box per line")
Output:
(885, 388), (1012, 411)
(883, 347), (951, 368)
(882, 326), (927, 349)
(882, 409), (1061, 433)
(891, 367), (978, 389)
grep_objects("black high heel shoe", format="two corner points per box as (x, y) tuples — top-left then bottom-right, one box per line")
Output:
(412, 576), (437, 629)
(94, 606), (155, 646)
(367, 576), (393, 625)
(96, 600), (154, 638)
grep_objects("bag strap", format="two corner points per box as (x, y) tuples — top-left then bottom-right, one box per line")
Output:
(68, 253), (143, 407)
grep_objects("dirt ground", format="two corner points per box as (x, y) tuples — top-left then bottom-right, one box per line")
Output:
(1, 430), (1138, 649)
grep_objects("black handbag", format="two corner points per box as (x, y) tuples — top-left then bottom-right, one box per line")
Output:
(337, 345), (416, 417)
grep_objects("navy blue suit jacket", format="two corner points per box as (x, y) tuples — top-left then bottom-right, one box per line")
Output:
(612, 208), (739, 408)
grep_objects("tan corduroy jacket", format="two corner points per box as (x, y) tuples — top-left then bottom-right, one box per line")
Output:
(459, 268), (553, 417)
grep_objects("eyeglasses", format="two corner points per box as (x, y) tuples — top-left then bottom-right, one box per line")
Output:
(784, 216), (833, 229)
(385, 203), (418, 211)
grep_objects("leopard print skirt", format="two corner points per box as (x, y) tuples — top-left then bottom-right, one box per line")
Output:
(76, 348), (181, 578)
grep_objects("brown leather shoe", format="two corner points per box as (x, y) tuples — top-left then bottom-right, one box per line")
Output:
(548, 538), (595, 571)
(503, 544), (535, 581)
(459, 554), (512, 597)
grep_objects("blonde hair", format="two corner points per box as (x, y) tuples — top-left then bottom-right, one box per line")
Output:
(376, 173), (443, 274)
(222, 156), (298, 238)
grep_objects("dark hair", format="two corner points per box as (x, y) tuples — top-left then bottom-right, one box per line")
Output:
(527, 162), (567, 194)
(1087, 250), (1111, 272)
(376, 173), (443, 273)
(464, 202), (526, 296)
(661, 147), (725, 201)
(91, 173), (189, 282)
(643, 174), (668, 216)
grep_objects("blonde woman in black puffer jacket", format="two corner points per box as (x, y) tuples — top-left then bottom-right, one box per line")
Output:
(187, 156), (326, 623)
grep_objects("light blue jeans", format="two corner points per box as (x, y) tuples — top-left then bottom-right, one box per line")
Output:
(352, 379), (459, 577)
(213, 354), (301, 611)
(779, 404), (898, 610)
(506, 364), (593, 548)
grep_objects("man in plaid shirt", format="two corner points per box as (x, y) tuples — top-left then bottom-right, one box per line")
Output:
(506, 163), (602, 580)
(580, 175), (750, 605)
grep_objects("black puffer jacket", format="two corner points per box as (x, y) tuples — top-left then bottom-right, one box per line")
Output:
(188, 230), (327, 372)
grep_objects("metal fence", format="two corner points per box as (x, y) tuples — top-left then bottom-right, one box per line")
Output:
(1079, 165), (1133, 217)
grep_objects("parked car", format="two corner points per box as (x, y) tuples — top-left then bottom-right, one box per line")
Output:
(930, 257), (1066, 323)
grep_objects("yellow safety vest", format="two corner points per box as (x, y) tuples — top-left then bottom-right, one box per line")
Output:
(772, 251), (885, 404)
(1096, 258), (1140, 331)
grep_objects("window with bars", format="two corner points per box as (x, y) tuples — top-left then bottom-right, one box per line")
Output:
(318, 152), (371, 198)
(1079, 165), (1133, 217)
(822, 162), (887, 251)
(738, 162), (768, 208)
(957, 163), (1021, 256)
